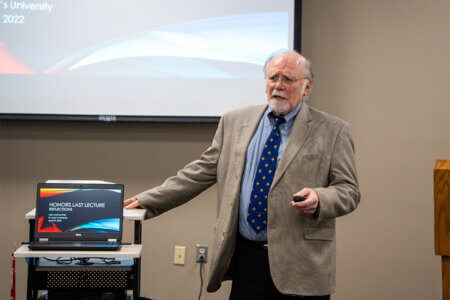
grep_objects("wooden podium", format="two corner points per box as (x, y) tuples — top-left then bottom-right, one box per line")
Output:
(434, 159), (450, 300)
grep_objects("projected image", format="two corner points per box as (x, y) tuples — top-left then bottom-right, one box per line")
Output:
(37, 188), (122, 233)
(0, 41), (35, 74)
(2, 12), (288, 78)
(0, 0), (294, 117)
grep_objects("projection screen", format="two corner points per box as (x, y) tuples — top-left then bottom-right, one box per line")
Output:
(0, 0), (300, 121)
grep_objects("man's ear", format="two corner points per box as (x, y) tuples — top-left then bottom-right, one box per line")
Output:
(303, 79), (312, 96)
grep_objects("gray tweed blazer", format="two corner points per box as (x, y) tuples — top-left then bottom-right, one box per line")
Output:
(137, 103), (360, 296)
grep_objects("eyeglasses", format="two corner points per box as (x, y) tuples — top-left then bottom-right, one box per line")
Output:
(265, 74), (309, 86)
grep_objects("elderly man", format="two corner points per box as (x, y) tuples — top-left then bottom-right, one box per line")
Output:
(124, 50), (360, 299)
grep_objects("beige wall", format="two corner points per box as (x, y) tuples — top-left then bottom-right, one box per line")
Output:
(1, 0), (449, 299)
(302, 0), (449, 298)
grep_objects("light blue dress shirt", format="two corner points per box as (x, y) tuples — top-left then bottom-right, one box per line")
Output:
(239, 103), (302, 241)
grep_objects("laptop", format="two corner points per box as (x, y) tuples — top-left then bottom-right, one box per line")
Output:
(29, 183), (124, 251)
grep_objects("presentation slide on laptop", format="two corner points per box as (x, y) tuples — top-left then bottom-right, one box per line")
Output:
(37, 188), (122, 233)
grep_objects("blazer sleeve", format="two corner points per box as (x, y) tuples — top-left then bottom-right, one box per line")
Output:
(136, 117), (224, 219)
(312, 122), (360, 222)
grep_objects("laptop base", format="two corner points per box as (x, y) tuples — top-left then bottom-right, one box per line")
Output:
(28, 241), (121, 251)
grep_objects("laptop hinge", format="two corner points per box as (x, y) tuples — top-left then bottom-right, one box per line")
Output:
(108, 239), (117, 242)
(39, 238), (49, 242)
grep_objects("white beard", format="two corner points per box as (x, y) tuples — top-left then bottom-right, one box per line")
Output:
(268, 98), (292, 116)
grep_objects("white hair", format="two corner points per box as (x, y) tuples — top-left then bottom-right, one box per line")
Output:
(263, 49), (314, 80)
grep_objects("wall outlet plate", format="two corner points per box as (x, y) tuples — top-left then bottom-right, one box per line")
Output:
(196, 244), (208, 263)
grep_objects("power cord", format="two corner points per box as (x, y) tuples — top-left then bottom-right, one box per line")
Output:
(42, 257), (121, 265)
(101, 257), (121, 265)
(197, 256), (205, 300)
(43, 257), (73, 265)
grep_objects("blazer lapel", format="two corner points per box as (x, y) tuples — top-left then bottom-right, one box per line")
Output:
(223, 105), (267, 232)
(271, 103), (312, 189)
(233, 105), (267, 179)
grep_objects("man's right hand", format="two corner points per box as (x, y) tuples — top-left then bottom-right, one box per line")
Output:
(124, 197), (141, 209)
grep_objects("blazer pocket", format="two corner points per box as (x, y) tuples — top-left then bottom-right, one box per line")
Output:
(304, 227), (334, 241)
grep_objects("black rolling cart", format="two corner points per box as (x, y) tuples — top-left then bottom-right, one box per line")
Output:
(14, 208), (146, 300)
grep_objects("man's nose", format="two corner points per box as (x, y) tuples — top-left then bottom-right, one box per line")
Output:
(274, 79), (285, 89)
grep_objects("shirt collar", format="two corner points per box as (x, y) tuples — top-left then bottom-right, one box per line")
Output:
(266, 101), (303, 124)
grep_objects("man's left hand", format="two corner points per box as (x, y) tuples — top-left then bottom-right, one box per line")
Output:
(291, 188), (319, 216)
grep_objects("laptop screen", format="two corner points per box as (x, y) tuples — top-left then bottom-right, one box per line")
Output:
(34, 183), (124, 241)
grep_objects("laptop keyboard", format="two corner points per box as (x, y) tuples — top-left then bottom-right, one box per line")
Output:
(29, 240), (121, 250)
(83, 241), (118, 245)
(42, 241), (118, 245)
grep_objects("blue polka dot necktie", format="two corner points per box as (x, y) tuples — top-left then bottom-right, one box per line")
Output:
(247, 113), (286, 233)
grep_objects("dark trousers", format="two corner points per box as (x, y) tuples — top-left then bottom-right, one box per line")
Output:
(229, 234), (330, 300)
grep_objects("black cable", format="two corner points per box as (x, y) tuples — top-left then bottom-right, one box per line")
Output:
(76, 257), (121, 265)
(101, 257), (120, 265)
(76, 257), (93, 265)
(42, 257), (121, 265)
(43, 257), (73, 265)
(198, 257), (204, 300)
